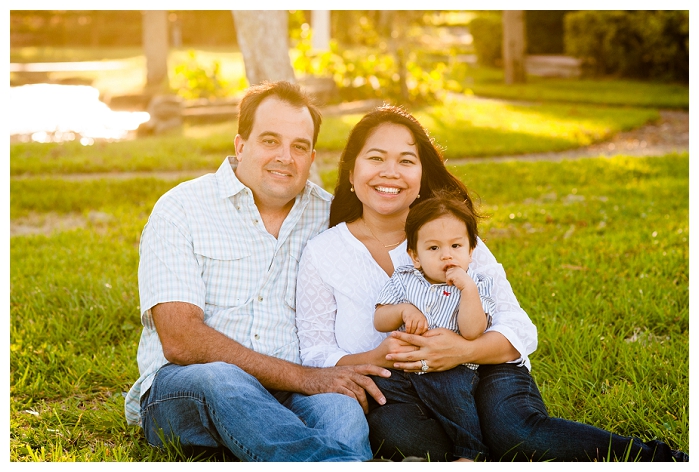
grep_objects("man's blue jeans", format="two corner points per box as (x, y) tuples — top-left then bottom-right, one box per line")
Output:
(140, 362), (372, 461)
(367, 363), (685, 462)
(371, 366), (486, 460)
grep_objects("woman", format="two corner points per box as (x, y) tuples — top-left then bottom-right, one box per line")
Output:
(295, 106), (687, 462)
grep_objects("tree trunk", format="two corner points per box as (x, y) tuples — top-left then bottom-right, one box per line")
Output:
(311, 10), (331, 52)
(502, 10), (527, 84)
(232, 10), (296, 85)
(142, 10), (170, 94)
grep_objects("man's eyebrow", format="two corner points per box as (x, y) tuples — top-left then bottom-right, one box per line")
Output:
(294, 138), (312, 147)
(259, 132), (311, 147)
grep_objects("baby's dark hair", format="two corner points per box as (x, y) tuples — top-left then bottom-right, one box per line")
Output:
(406, 190), (482, 253)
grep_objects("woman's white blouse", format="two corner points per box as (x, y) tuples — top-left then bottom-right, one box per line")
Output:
(295, 223), (538, 370)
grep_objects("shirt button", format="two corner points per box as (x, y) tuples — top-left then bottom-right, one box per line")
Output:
(258, 296), (263, 302)
(430, 286), (436, 292)
(254, 334), (260, 340)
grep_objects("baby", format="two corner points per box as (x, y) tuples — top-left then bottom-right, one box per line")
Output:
(371, 192), (495, 461)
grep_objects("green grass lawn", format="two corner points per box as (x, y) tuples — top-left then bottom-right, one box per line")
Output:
(10, 95), (659, 177)
(462, 66), (689, 109)
(10, 153), (688, 461)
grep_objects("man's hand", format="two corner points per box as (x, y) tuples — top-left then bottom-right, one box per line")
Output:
(302, 364), (391, 413)
(402, 305), (429, 335)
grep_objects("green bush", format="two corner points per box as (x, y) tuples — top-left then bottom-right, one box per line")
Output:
(293, 36), (456, 105)
(564, 10), (689, 82)
(526, 10), (570, 54)
(469, 13), (502, 67)
(172, 50), (230, 100)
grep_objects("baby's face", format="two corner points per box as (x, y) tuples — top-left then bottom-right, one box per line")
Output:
(409, 214), (473, 284)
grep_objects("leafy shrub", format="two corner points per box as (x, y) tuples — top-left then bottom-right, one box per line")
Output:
(172, 50), (230, 100)
(469, 13), (502, 67)
(564, 10), (689, 82)
(293, 35), (457, 105)
(526, 10), (570, 54)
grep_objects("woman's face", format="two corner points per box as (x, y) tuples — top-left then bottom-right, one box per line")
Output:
(350, 123), (422, 220)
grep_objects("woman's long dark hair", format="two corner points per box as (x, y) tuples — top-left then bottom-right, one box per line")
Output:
(329, 105), (476, 228)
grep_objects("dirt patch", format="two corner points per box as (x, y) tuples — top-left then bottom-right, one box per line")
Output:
(447, 110), (689, 165)
(11, 211), (113, 237)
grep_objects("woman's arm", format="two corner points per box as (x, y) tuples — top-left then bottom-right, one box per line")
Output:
(336, 335), (416, 369)
(469, 238), (538, 362)
(296, 243), (353, 368)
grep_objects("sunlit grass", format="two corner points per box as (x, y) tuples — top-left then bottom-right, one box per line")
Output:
(463, 67), (689, 109)
(10, 95), (659, 177)
(9, 154), (688, 461)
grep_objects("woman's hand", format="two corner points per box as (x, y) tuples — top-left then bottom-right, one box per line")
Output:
(338, 334), (419, 369)
(385, 329), (521, 373)
(385, 328), (471, 372)
(374, 334), (419, 368)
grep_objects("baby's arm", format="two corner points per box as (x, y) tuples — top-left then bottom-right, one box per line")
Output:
(374, 304), (428, 335)
(446, 267), (488, 340)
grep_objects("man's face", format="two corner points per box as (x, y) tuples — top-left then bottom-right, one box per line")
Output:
(234, 96), (316, 211)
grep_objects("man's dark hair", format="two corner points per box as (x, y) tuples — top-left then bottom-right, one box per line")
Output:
(405, 190), (483, 253)
(237, 81), (322, 146)
(329, 105), (475, 228)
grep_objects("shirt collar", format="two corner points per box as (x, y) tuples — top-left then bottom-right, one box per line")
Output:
(396, 264), (459, 289)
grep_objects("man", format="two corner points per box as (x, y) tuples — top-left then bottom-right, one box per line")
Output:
(124, 81), (390, 461)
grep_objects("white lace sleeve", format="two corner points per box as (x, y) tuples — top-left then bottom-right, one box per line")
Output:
(471, 237), (538, 368)
(296, 240), (349, 368)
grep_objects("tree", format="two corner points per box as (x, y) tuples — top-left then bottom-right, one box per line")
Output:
(502, 10), (526, 84)
(142, 10), (170, 94)
(311, 10), (331, 52)
(232, 10), (296, 85)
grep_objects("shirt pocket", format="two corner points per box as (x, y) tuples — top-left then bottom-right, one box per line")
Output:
(193, 235), (253, 308)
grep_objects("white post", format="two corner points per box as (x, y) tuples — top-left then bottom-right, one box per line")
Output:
(311, 10), (331, 52)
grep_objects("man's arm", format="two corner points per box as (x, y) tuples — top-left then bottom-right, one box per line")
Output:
(152, 301), (389, 412)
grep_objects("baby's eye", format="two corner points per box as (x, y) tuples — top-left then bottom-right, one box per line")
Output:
(428, 246), (438, 251)
(452, 243), (462, 248)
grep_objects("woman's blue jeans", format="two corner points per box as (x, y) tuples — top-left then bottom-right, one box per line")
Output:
(367, 363), (684, 462)
(140, 362), (372, 461)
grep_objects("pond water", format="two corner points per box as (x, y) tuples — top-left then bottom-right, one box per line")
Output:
(9, 84), (150, 145)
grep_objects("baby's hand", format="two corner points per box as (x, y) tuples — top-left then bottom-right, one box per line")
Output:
(445, 266), (473, 291)
(402, 305), (429, 335)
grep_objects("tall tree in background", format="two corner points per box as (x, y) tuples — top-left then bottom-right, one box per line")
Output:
(232, 10), (296, 85)
(502, 10), (526, 84)
(142, 10), (170, 94)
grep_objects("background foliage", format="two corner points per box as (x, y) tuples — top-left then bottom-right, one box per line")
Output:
(564, 10), (689, 81)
